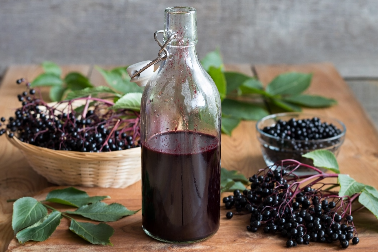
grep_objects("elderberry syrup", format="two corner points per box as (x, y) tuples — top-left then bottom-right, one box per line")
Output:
(139, 7), (221, 243)
(142, 131), (220, 242)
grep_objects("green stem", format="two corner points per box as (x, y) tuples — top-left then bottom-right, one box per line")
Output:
(42, 203), (73, 220)
(7, 199), (17, 202)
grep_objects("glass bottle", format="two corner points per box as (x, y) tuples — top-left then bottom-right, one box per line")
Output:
(140, 6), (221, 243)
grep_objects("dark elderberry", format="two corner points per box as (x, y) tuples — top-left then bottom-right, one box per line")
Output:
(352, 237), (359, 245)
(341, 240), (349, 248)
(226, 211), (233, 219)
(346, 232), (354, 240)
(286, 240), (294, 247)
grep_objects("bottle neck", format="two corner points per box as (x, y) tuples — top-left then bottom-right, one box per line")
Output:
(164, 7), (197, 46)
(164, 44), (200, 69)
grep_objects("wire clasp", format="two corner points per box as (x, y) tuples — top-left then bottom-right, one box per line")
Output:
(130, 30), (176, 80)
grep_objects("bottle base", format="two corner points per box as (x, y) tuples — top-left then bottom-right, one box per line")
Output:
(142, 225), (218, 244)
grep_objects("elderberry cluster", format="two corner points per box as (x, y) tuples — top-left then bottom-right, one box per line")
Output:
(0, 79), (140, 152)
(263, 117), (342, 141)
(259, 117), (344, 169)
(223, 166), (359, 248)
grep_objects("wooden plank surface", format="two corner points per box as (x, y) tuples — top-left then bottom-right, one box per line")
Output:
(2, 63), (378, 251)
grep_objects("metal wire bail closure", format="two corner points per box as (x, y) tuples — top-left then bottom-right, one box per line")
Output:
(130, 30), (177, 80)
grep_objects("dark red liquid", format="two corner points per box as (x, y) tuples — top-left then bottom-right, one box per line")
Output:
(141, 131), (220, 242)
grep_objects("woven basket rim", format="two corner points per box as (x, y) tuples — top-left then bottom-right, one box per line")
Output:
(7, 133), (141, 161)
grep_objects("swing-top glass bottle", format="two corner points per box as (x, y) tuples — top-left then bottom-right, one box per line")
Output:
(140, 6), (222, 243)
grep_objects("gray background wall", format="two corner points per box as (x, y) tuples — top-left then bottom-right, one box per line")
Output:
(1, 0), (378, 127)
(1, 0), (378, 78)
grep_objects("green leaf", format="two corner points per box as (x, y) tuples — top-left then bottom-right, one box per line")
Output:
(69, 220), (114, 245)
(223, 72), (251, 94)
(31, 73), (64, 87)
(358, 189), (378, 220)
(283, 95), (337, 108)
(302, 150), (340, 174)
(49, 85), (67, 102)
(42, 61), (61, 76)
(201, 49), (223, 71)
(221, 168), (249, 192)
(220, 180), (235, 193)
(229, 181), (247, 191)
(111, 93), (142, 111)
(239, 78), (267, 95)
(221, 117), (240, 136)
(66, 86), (118, 100)
(364, 185), (378, 198)
(270, 98), (302, 112)
(16, 211), (62, 244)
(64, 72), (93, 91)
(65, 201), (138, 222)
(208, 66), (226, 101)
(338, 174), (366, 197)
(95, 66), (143, 94)
(266, 72), (312, 96)
(12, 197), (48, 234)
(221, 99), (269, 121)
(221, 167), (249, 186)
(45, 187), (109, 207)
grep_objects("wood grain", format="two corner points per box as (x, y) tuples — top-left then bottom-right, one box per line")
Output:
(2, 63), (378, 251)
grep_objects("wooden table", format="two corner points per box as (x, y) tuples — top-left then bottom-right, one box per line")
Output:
(1, 63), (378, 251)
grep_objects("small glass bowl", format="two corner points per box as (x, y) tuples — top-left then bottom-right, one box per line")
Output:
(256, 112), (346, 175)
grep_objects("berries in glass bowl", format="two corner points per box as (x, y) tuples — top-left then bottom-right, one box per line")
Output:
(256, 112), (346, 175)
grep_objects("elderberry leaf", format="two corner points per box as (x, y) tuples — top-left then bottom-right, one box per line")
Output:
(12, 197), (48, 234)
(302, 149), (340, 174)
(49, 85), (67, 102)
(69, 220), (114, 245)
(358, 188), (378, 220)
(338, 174), (366, 197)
(111, 93), (142, 111)
(42, 61), (62, 77)
(221, 180), (235, 193)
(208, 66), (226, 101)
(224, 72), (251, 94)
(239, 78), (268, 96)
(31, 73), (64, 87)
(283, 95), (337, 108)
(230, 181), (248, 191)
(201, 49), (223, 72)
(221, 117), (241, 136)
(95, 66), (143, 94)
(66, 86), (118, 100)
(266, 72), (312, 96)
(221, 168), (249, 186)
(64, 72), (93, 90)
(65, 201), (139, 222)
(364, 185), (378, 198)
(270, 98), (302, 112)
(16, 211), (61, 244)
(45, 187), (109, 207)
(222, 99), (269, 121)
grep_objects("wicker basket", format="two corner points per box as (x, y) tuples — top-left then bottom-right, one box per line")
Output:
(7, 135), (141, 188)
